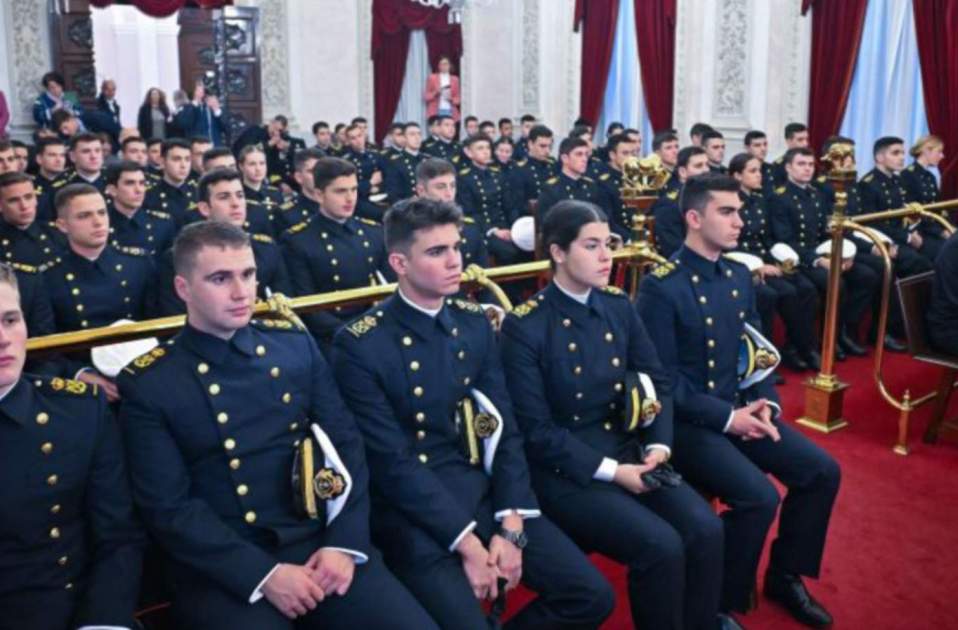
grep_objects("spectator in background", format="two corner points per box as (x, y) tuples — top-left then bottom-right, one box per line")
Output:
(50, 109), (81, 142)
(168, 89), (191, 138)
(0, 89), (9, 138)
(33, 71), (84, 130)
(187, 82), (227, 147)
(96, 79), (121, 128)
(137, 87), (171, 140)
(423, 55), (460, 125)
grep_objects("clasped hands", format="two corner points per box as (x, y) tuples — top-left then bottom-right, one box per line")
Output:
(261, 548), (355, 619)
(458, 514), (523, 602)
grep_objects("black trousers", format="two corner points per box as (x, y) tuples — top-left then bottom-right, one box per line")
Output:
(803, 262), (879, 331)
(856, 246), (932, 337)
(0, 587), (77, 630)
(390, 513), (615, 630)
(169, 544), (437, 630)
(671, 420), (841, 613)
(755, 274), (818, 354)
(532, 473), (724, 630)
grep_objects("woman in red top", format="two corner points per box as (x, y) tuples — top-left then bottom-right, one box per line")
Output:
(423, 56), (461, 122)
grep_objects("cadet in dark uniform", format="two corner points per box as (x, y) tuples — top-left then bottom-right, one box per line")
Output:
(770, 123), (810, 187)
(769, 148), (879, 357)
(743, 131), (776, 198)
(32, 137), (69, 209)
(701, 130), (727, 174)
(384, 122), (424, 202)
(105, 160), (176, 257)
(118, 221), (436, 630)
(331, 198), (614, 630)
(729, 154), (820, 371)
(653, 146), (710, 258)
(536, 136), (600, 228)
(511, 125), (557, 214)
(596, 132), (640, 240)
(0, 172), (66, 267)
(239, 145), (287, 226)
(903, 135), (954, 258)
(0, 263), (144, 630)
(281, 158), (391, 347)
(456, 135), (525, 266)
(143, 138), (198, 227)
(156, 169), (291, 315)
(193, 148), (276, 238)
(274, 148), (325, 233)
(928, 231), (958, 356)
(416, 158), (488, 269)
(501, 201), (728, 630)
(421, 114), (460, 163)
(38, 133), (108, 222)
(639, 173), (841, 628)
(342, 124), (386, 223)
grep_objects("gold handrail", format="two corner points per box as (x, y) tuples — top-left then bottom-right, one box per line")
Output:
(800, 194), (957, 453)
(26, 245), (657, 354)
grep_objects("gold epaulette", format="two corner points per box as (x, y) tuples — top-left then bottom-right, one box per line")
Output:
(251, 317), (298, 332)
(358, 217), (379, 226)
(545, 177), (559, 185)
(511, 299), (540, 318)
(773, 156), (783, 164)
(121, 346), (169, 376)
(649, 262), (676, 279)
(285, 220), (311, 235)
(516, 159), (527, 167)
(459, 167), (471, 176)
(52, 178), (68, 189)
(390, 153), (401, 161)
(146, 209), (172, 220)
(251, 233), (274, 244)
(345, 314), (379, 338)
(449, 298), (483, 315)
(463, 216), (475, 224)
(666, 190), (679, 201)
(246, 198), (263, 206)
(907, 164), (915, 171)
(452, 155), (462, 164)
(599, 173), (610, 181)
(600, 285), (626, 297)
(774, 186), (786, 195)
(863, 174), (874, 183)
(815, 175), (826, 184)
(187, 202), (198, 210)
(117, 245), (148, 257)
(489, 165), (501, 173)
(582, 176), (594, 183)
(280, 201), (296, 211)
(9, 262), (39, 274)
(269, 174), (282, 183)
(40, 375), (96, 395)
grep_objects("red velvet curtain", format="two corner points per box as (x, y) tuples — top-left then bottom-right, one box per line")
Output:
(89, 0), (230, 18)
(634, 0), (676, 133)
(913, 0), (958, 198)
(371, 0), (462, 143)
(574, 0), (619, 128)
(803, 0), (868, 153)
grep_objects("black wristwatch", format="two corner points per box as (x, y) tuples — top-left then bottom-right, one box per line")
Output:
(498, 527), (528, 550)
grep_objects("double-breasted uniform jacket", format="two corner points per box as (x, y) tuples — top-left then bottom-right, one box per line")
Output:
(535, 173), (600, 227)
(456, 163), (518, 233)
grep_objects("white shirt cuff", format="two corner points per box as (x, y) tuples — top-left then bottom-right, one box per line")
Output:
(449, 520), (477, 552)
(723, 409), (735, 433)
(768, 401), (782, 419)
(74, 367), (92, 380)
(645, 444), (672, 460)
(249, 563), (281, 604)
(493, 508), (541, 521)
(319, 547), (368, 565)
(593, 457), (619, 482)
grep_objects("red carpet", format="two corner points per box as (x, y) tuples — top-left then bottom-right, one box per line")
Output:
(504, 350), (958, 629)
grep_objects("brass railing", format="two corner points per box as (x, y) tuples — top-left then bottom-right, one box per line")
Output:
(798, 193), (958, 454)
(26, 244), (660, 355)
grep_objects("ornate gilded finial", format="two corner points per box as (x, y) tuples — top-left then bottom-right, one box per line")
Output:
(265, 293), (307, 330)
(622, 153), (671, 199)
(820, 143), (857, 181)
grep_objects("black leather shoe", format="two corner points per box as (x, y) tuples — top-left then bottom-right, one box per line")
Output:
(718, 612), (747, 630)
(837, 331), (867, 357)
(781, 347), (809, 371)
(883, 334), (907, 352)
(764, 570), (833, 628)
(834, 344), (846, 361)
(801, 350), (822, 372)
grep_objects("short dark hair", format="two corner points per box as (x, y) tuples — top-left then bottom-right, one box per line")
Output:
(389, 122), (404, 133)
(202, 147), (234, 167)
(10, 140), (27, 150)
(701, 130), (725, 146)
(605, 133), (633, 155)
(559, 136), (589, 157)
(69, 132), (100, 151)
(498, 118), (512, 128)
(573, 117), (590, 128)
(173, 220), (251, 277)
(383, 197), (463, 253)
(783, 147), (814, 165)
(743, 130), (767, 146)
(427, 115), (441, 127)
(237, 143), (266, 164)
(541, 200), (608, 270)
(197, 168), (242, 203)
(463, 115), (478, 125)
(161, 138), (190, 157)
(312, 121), (329, 134)
(121, 136), (146, 151)
(0, 140), (12, 154)
(570, 125), (592, 140)
(273, 114), (289, 128)
(0, 171), (33, 191)
(479, 120), (495, 131)
(54, 182), (102, 218)
(190, 136), (213, 149)
(402, 122), (421, 133)
(677, 146), (707, 169)
(105, 160), (145, 186)
(50, 109), (76, 130)
(463, 135), (491, 150)
(334, 123), (346, 133)
(652, 130), (679, 151)
(42, 72), (65, 88)
(351, 116), (368, 125)
(873, 136), (904, 158)
(606, 122), (625, 136)
(689, 122), (714, 138)
(680, 173), (740, 217)
(36, 137), (67, 154)
(528, 125), (553, 143)
(437, 114), (454, 124)
(294, 147), (325, 172)
(313, 157), (357, 190)
(520, 114), (536, 124)
(146, 137), (163, 149)
(416, 158), (456, 184)
(727, 152), (759, 177)
(784, 123), (808, 140)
